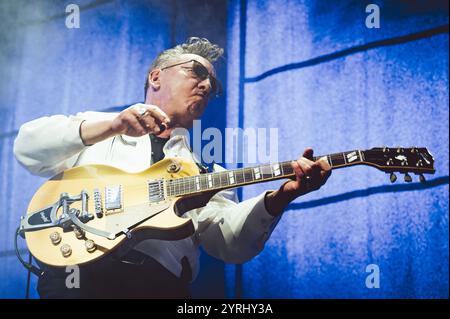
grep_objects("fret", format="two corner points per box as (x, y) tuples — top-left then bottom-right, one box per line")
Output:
(200, 174), (207, 190)
(218, 172), (223, 187)
(177, 179), (181, 195)
(328, 153), (346, 167)
(228, 171), (235, 185)
(219, 171), (228, 187)
(213, 173), (221, 188)
(167, 180), (171, 196)
(260, 164), (273, 179)
(281, 161), (294, 175)
(235, 169), (245, 184)
(241, 168), (246, 183)
(244, 168), (254, 183)
(358, 150), (365, 162)
(185, 178), (190, 194)
(184, 177), (188, 194)
(279, 162), (285, 175)
(206, 174), (212, 188)
(175, 179), (179, 195)
(253, 166), (262, 179)
(345, 151), (359, 163)
(195, 176), (201, 191)
(272, 163), (281, 176)
(327, 155), (333, 167)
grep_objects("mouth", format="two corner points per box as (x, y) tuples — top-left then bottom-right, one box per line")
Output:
(195, 92), (207, 99)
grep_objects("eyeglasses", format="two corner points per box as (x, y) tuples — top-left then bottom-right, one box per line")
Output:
(160, 59), (222, 98)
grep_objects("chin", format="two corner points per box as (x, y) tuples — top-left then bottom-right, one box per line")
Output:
(187, 103), (203, 117)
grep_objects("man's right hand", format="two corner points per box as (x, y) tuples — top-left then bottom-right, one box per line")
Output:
(79, 103), (171, 146)
(111, 103), (171, 137)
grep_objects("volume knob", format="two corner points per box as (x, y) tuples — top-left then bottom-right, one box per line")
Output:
(49, 232), (61, 245)
(60, 244), (72, 257)
(73, 227), (85, 239)
(85, 239), (97, 253)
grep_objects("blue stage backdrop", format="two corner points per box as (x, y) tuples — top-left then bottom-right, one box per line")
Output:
(0, 0), (228, 299)
(0, 0), (448, 299)
(225, 0), (448, 298)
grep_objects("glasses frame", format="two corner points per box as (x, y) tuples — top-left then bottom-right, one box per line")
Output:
(160, 59), (222, 98)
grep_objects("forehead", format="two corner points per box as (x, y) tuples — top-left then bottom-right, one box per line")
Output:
(176, 53), (215, 74)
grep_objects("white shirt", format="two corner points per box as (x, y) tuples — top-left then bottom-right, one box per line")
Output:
(13, 111), (282, 281)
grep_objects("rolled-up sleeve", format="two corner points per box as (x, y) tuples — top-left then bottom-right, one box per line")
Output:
(189, 189), (283, 264)
(13, 114), (88, 177)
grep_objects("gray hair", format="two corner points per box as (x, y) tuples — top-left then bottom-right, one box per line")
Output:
(145, 37), (224, 97)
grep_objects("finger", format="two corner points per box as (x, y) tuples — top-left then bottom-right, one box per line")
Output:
(320, 169), (331, 182)
(297, 157), (313, 177)
(129, 108), (163, 134)
(317, 156), (332, 171)
(130, 105), (148, 120)
(137, 115), (160, 134)
(310, 161), (322, 179)
(291, 160), (304, 181)
(302, 147), (314, 160)
(123, 113), (148, 135)
(144, 105), (171, 125)
(316, 157), (332, 185)
(299, 155), (315, 167)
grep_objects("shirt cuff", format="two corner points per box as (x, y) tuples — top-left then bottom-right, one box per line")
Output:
(65, 117), (91, 151)
(253, 191), (281, 229)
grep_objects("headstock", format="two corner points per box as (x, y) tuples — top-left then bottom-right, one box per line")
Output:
(362, 147), (435, 183)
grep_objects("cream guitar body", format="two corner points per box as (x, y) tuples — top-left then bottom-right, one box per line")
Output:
(23, 158), (214, 267)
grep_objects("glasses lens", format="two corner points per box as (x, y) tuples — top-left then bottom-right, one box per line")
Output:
(192, 61), (221, 97)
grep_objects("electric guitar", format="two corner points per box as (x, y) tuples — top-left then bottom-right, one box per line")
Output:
(19, 147), (435, 267)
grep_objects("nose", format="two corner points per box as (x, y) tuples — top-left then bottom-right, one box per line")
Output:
(198, 77), (212, 96)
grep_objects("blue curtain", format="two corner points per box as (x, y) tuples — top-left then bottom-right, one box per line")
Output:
(0, 0), (228, 299)
(226, 0), (448, 298)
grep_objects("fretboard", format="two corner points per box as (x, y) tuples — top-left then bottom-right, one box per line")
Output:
(166, 150), (365, 197)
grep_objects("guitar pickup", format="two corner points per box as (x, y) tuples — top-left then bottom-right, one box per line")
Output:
(105, 185), (122, 212)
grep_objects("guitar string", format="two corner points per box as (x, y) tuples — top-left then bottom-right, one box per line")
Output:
(43, 153), (369, 199)
(60, 155), (367, 197)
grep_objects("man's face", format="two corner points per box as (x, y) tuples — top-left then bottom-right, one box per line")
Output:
(150, 53), (217, 129)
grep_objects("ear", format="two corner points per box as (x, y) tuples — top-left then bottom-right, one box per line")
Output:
(148, 69), (161, 91)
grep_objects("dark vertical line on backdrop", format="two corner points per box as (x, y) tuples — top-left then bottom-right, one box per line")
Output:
(235, 0), (247, 300)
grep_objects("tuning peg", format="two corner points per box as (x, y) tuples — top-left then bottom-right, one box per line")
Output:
(390, 172), (397, 183)
(419, 174), (426, 183)
(404, 173), (412, 183)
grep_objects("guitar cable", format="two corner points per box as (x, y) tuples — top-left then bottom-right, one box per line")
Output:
(14, 227), (44, 298)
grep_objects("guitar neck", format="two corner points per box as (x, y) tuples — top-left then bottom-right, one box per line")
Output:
(166, 150), (365, 197)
